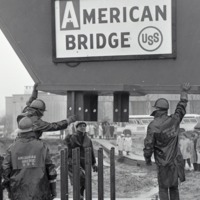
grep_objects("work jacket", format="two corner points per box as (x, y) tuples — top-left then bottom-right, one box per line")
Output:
(17, 90), (69, 138)
(64, 132), (96, 187)
(64, 131), (96, 169)
(17, 107), (69, 138)
(2, 132), (57, 200)
(143, 98), (188, 188)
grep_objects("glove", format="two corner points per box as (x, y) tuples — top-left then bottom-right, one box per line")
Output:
(67, 115), (77, 124)
(93, 164), (98, 172)
(31, 83), (38, 97)
(50, 181), (57, 199)
(33, 83), (39, 90)
(145, 158), (152, 166)
(26, 83), (39, 106)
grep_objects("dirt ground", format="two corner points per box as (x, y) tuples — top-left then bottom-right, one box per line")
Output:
(1, 137), (200, 199)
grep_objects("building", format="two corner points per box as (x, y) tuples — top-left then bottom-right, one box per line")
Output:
(5, 86), (200, 133)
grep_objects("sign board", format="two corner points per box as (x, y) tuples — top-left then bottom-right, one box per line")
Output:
(1, 0), (200, 95)
(52, 0), (176, 62)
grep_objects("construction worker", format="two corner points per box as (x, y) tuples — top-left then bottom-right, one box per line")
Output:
(64, 121), (98, 200)
(2, 117), (57, 200)
(17, 83), (76, 138)
(143, 83), (191, 200)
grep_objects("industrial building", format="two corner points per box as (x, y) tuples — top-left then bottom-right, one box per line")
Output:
(5, 86), (200, 133)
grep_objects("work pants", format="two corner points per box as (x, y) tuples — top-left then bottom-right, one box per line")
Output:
(159, 186), (179, 200)
(68, 165), (85, 198)
(193, 163), (198, 171)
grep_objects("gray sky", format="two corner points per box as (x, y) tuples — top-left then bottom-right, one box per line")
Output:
(0, 30), (34, 116)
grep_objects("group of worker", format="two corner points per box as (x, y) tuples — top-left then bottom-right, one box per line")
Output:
(0, 82), (193, 200)
(1, 83), (97, 200)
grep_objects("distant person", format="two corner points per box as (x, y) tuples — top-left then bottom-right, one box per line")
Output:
(113, 123), (118, 140)
(88, 123), (95, 139)
(17, 83), (76, 138)
(195, 131), (200, 171)
(117, 133), (125, 155)
(105, 122), (111, 140)
(98, 123), (103, 139)
(102, 122), (106, 139)
(191, 124), (200, 171)
(179, 132), (192, 170)
(110, 124), (115, 139)
(2, 117), (57, 200)
(124, 130), (132, 155)
(189, 132), (197, 171)
(143, 83), (191, 200)
(64, 121), (98, 200)
(94, 123), (99, 138)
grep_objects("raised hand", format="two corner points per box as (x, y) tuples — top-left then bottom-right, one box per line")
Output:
(181, 82), (191, 92)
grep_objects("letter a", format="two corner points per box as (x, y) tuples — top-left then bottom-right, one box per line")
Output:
(61, 1), (79, 29)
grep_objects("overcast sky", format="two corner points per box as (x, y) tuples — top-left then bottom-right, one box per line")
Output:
(0, 30), (34, 116)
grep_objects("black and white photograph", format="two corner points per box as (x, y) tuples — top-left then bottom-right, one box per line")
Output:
(0, 0), (200, 199)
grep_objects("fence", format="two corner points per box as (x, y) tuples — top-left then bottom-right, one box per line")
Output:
(60, 147), (116, 200)
(0, 147), (158, 200)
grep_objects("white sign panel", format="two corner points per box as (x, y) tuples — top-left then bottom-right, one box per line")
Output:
(53, 0), (175, 62)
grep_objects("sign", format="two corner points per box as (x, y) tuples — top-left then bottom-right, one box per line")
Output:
(53, 0), (175, 62)
(17, 155), (37, 168)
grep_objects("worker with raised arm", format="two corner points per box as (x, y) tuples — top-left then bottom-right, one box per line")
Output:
(16, 83), (76, 138)
(143, 83), (191, 200)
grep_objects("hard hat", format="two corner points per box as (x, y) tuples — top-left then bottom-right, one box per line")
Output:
(150, 98), (169, 116)
(75, 121), (87, 128)
(30, 99), (46, 111)
(17, 117), (33, 133)
(153, 98), (169, 110)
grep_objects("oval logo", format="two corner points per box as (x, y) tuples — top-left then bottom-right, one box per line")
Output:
(138, 26), (163, 52)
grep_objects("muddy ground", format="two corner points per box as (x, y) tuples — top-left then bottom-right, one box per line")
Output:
(1, 137), (200, 199)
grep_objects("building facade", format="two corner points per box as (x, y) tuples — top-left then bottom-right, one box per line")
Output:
(5, 87), (200, 133)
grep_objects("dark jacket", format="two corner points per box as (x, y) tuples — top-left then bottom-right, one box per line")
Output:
(143, 98), (188, 188)
(17, 88), (69, 138)
(17, 107), (69, 138)
(64, 131), (96, 188)
(64, 131), (96, 169)
(2, 132), (57, 200)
